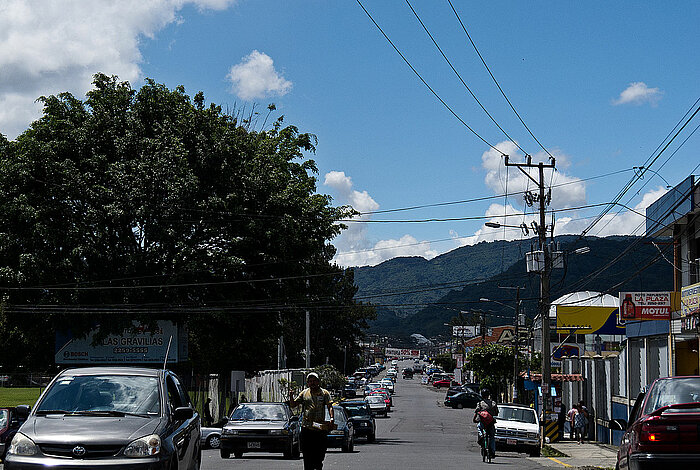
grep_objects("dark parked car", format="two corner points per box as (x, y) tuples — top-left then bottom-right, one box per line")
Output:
(1, 407), (27, 461)
(338, 400), (376, 443)
(4, 366), (201, 470)
(325, 406), (354, 452)
(613, 376), (700, 470)
(444, 391), (482, 409)
(219, 402), (300, 459)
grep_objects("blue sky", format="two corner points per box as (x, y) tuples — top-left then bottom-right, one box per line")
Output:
(1, 0), (699, 266)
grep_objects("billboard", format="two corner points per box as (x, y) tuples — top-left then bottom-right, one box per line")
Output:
(55, 321), (187, 364)
(681, 282), (700, 317)
(384, 348), (420, 358)
(619, 292), (672, 321)
(452, 325), (477, 338)
(556, 305), (625, 335)
(552, 343), (581, 362)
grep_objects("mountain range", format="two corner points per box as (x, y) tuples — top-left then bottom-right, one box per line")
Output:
(352, 235), (674, 339)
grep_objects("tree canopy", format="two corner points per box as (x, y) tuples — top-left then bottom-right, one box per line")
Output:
(465, 344), (514, 398)
(0, 74), (374, 373)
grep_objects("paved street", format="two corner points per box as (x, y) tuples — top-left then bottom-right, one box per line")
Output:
(0, 364), (557, 470)
(201, 364), (548, 469)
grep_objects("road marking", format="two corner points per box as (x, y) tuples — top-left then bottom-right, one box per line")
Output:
(547, 457), (572, 467)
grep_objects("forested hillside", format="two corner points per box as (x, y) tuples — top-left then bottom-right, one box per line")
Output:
(353, 238), (536, 317)
(360, 235), (673, 338)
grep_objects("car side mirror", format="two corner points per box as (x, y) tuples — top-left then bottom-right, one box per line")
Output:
(221, 416), (229, 424)
(609, 419), (627, 431)
(15, 405), (30, 419)
(173, 406), (194, 421)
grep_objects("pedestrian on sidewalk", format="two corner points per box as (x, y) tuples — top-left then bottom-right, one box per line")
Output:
(204, 397), (213, 427)
(567, 405), (578, 439)
(289, 372), (334, 470)
(573, 404), (588, 444)
(578, 400), (590, 441)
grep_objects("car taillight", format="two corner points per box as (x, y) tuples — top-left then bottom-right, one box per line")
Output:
(640, 422), (679, 443)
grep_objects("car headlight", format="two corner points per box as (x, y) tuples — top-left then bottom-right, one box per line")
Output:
(330, 430), (344, 435)
(8, 433), (38, 456)
(124, 434), (161, 457)
(222, 428), (238, 435)
(527, 432), (539, 439)
(269, 429), (288, 435)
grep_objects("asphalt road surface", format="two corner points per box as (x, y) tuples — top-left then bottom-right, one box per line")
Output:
(200, 361), (549, 470)
(0, 362), (550, 470)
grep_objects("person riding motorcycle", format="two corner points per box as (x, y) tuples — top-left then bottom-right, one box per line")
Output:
(473, 388), (498, 459)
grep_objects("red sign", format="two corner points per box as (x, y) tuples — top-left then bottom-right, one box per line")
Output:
(619, 292), (671, 321)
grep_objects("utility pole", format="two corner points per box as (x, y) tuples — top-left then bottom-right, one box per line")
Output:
(305, 309), (311, 369)
(513, 287), (521, 403)
(478, 310), (487, 347)
(505, 155), (555, 438)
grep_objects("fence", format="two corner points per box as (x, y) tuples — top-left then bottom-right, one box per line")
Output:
(560, 335), (668, 446)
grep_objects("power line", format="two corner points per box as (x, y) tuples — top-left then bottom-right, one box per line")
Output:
(579, 97), (700, 238)
(447, 0), (556, 161)
(355, 0), (507, 155)
(404, 0), (529, 155)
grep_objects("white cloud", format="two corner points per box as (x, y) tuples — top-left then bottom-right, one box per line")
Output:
(613, 82), (663, 106)
(324, 171), (437, 267)
(0, 0), (237, 139)
(334, 235), (438, 268)
(481, 141), (586, 210)
(553, 187), (668, 237)
(227, 50), (292, 101)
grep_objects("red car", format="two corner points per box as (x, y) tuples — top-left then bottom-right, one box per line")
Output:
(433, 379), (459, 388)
(613, 376), (700, 470)
(368, 389), (392, 408)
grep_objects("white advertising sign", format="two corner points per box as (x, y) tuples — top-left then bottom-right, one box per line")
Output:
(384, 348), (420, 358)
(55, 321), (185, 364)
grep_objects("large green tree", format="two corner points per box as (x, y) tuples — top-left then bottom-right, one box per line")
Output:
(0, 74), (374, 373)
(465, 344), (514, 399)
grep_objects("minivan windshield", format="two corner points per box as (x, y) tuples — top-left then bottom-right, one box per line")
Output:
(498, 406), (537, 424)
(36, 375), (160, 416)
(643, 377), (700, 415)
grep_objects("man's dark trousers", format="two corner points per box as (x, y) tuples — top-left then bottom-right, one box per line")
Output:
(301, 427), (328, 470)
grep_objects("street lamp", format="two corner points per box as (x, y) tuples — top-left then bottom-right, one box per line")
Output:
(484, 221), (531, 236)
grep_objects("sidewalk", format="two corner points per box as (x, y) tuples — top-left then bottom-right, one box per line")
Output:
(539, 439), (618, 469)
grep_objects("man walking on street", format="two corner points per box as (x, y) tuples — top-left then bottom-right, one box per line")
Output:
(289, 372), (334, 470)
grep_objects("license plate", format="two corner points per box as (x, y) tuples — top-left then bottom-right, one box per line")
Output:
(507, 439), (517, 446)
(247, 441), (261, 449)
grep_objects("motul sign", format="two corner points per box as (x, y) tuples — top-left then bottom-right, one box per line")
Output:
(619, 292), (671, 321)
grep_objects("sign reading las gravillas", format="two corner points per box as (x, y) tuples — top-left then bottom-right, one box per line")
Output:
(55, 321), (187, 364)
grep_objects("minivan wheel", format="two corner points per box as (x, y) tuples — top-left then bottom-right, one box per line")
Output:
(456, 403), (464, 409)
